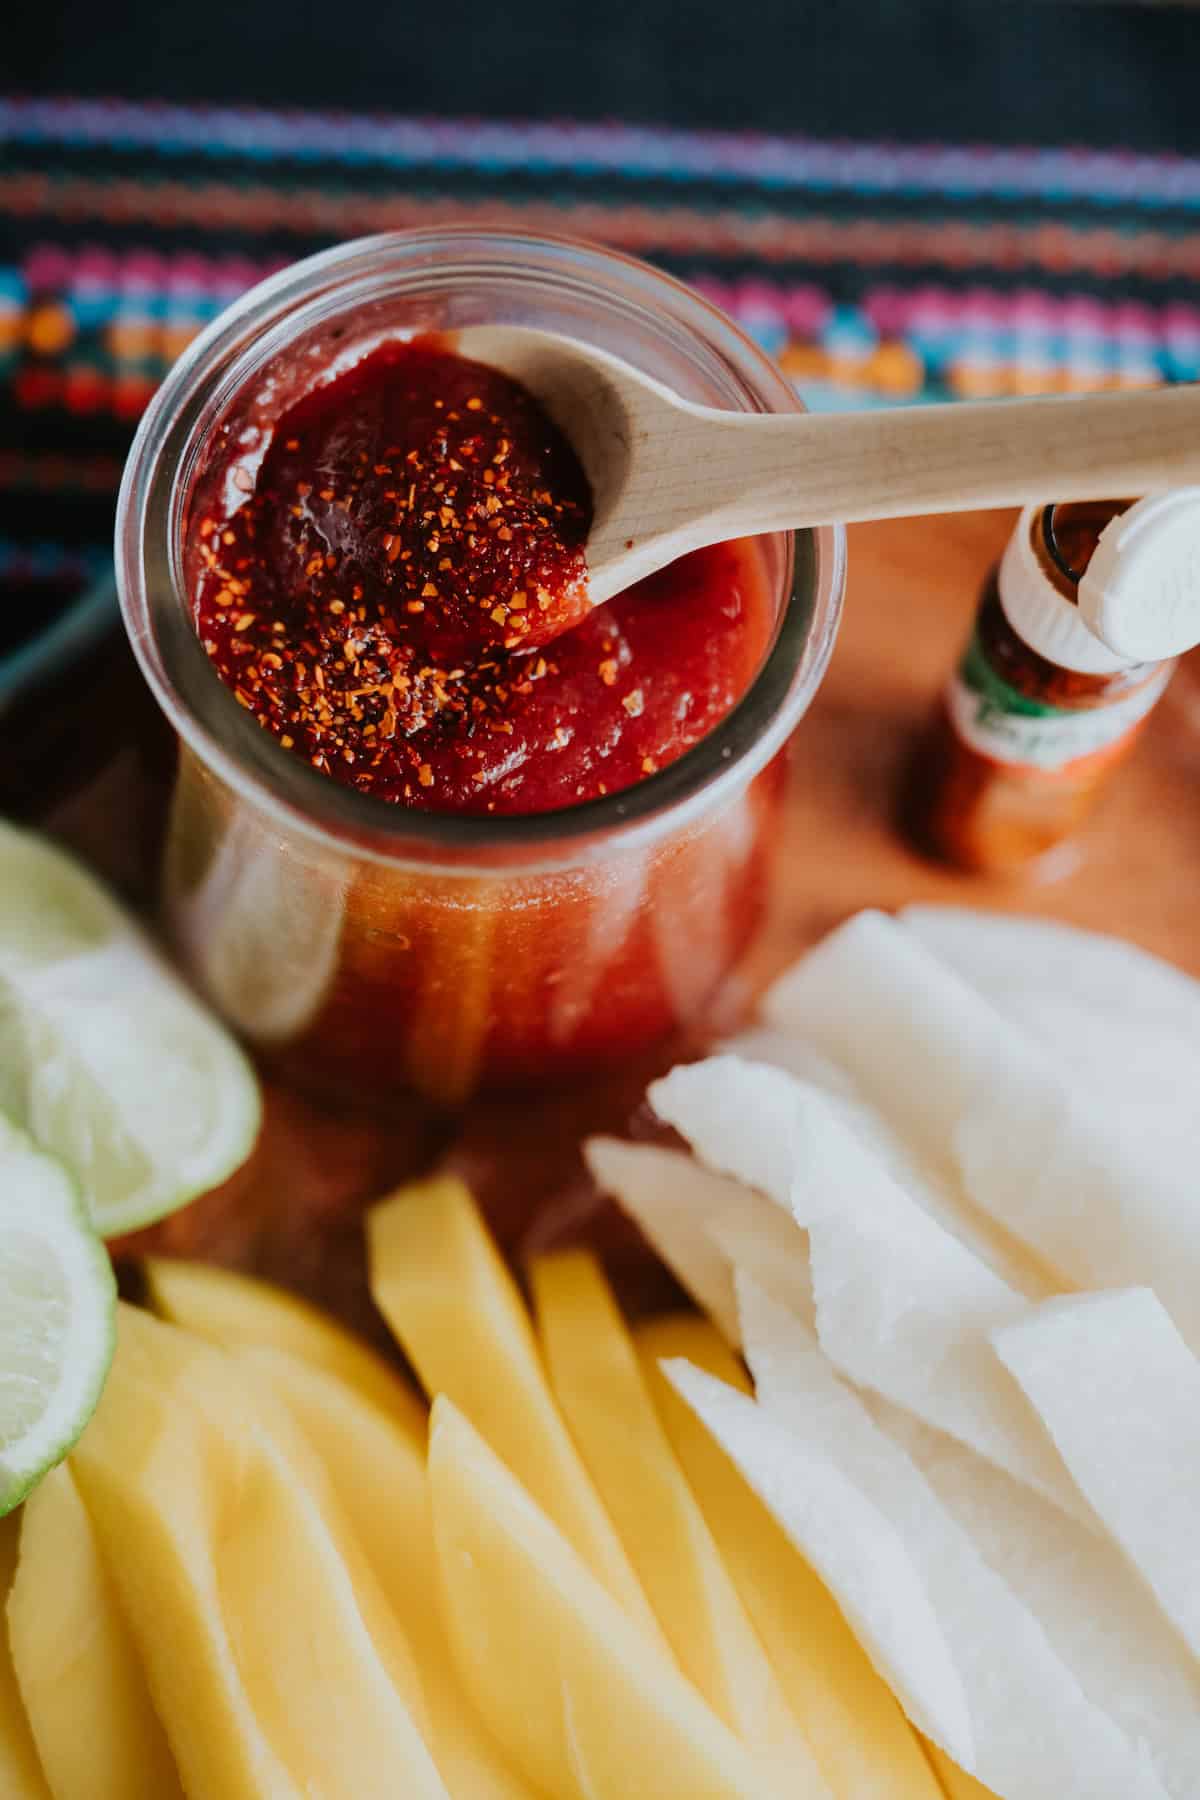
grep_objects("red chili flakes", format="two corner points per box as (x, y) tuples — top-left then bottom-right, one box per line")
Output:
(188, 339), (639, 811)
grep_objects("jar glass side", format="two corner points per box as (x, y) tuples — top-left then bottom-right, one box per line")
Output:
(119, 231), (845, 1101)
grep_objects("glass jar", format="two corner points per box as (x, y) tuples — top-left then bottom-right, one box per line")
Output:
(116, 229), (845, 1105)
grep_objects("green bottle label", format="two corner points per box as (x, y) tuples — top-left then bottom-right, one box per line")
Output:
(945, 630), (1169, 771)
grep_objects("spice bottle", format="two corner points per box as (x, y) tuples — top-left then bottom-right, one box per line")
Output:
(912, 496), (1200, 876)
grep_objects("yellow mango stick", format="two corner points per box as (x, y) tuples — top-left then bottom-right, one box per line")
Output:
(234, 1344), (539, 1800)
(429, 1397), (767, 1800)
(533, 1250), (829, 1796)
(0, 1512), (50, 1800)
(367, 1175), (661, 1644)
(141, 1289), (439, 1753)
(636, 1315), (945, 1800)
(71, 1305), (447, 1800)
(219, 1356), (431, 1733)
(8, 1465), (181, 1799)
(143, 1257), (422, 1431)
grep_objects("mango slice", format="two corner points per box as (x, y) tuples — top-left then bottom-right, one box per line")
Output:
(367, 1175), (661, 1643)
(428, 1397), (766, 1800)
(234, 1343), (537, 1800)
(635, 1315), (944, 1800)
(8, 1464), (181, 1799)
(220, 1355), (432, 1734)
(143, 1256), (421, 1430)
(0, 1512), (50, 1799)
(70, 1304), (447, 1800)
(533, 1250), (828, 1796)
(143, 1260), (431, 1720)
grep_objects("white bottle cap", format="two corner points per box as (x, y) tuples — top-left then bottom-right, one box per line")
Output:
(1078, 489), (1200, 663)
(998, 506), (1134, 676)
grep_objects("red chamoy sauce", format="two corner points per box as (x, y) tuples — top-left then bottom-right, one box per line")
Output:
(190, 340), (771, 814)
(178, 336), (785, 1106)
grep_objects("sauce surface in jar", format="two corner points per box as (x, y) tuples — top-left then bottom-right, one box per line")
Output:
(189, 340), (773, 815)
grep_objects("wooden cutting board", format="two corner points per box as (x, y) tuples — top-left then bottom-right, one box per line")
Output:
(24, 509), (1200, 1343)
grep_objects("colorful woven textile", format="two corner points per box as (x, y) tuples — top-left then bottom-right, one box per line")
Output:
(3, 96), (1200, 595)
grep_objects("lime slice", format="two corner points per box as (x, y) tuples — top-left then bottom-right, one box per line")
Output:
(0, 1116), (116, 1515)
(0, 821), (261, 1236)
(166, 802), (344, 1046)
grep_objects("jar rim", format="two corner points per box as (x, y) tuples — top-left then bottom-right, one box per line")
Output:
(116, 227), (845, 872)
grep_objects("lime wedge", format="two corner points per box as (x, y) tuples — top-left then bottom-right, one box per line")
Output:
(0, 1117), (116, 1515)
(0, 821), (261, 1236)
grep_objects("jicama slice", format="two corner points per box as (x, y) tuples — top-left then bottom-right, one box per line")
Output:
(232, 1344), (534, 1800)
(762, 911), (1009, 1168)
(901, 907), (1200, 1045)
(994, 1289), (1200, 1667)
(663, 1049), (1051, 1302)
(652, 1057), (1073, 1510)
(706, 1206), (816, 1333)
(0, 1510), (51, 1799)
(588, 1122), (815, 1338)
(765, 910), (1200, 1349)
(923, 1744), (999, 1800)
(367, 1175), (661, 1644)
(637, 1317), (943, 1800)
(717, 1026), (858, 1098)
(902, 908), (1200, 1179)
(428, 1398), (766, 1800)
(70, 1305), (447, 1800)
(584, 1139), (743, 1344)
(786, 1091), (1080, 1518)
(876, 1398), (1200, 1800)
(649, 1054), (805, 1209)
(8, 1464), (182, 1800)
(738, 1278), (1168, 1800)
(532, 1252), (828, 1795)
(664, 1362), (972, 1767)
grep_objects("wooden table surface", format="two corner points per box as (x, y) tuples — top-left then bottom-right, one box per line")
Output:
(34, 510), (1200, 1338)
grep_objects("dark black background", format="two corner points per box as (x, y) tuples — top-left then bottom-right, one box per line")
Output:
(6, 0), (1200, 150)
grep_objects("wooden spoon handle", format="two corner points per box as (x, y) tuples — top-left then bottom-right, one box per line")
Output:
(702, 384), (1200, 534)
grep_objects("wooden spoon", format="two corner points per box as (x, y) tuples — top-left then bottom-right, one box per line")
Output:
(457, 325), (1200, 606)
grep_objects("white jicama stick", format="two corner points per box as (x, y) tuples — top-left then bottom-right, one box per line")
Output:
(762, 911), (1005, 1170)
(717, 1027), (859, 1099)
(785, 1092), (1084, 1520)
(649, 1056), (801, 1211)
(737, 1278), (1168, 1800)
(652, 1056), (1073, 1508)
(706, 1207), (817, 1335)
(765, 910), (1200, 1350)
(994, 1289), (1200, 1667)
(900, 907), (1200, 1046)
(667, 1048), (1052, 1301)
(874, 1399), (1200, 1800)
(661, 1363), (974, 1770)
(583, 1139), (746, 1344)
(901, 908), (1200, 1173)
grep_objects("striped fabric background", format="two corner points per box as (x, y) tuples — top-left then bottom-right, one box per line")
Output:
(4, 95), (1200, 606)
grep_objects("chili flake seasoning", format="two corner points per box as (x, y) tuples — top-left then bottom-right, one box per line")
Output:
(187, 338), (773, 817)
